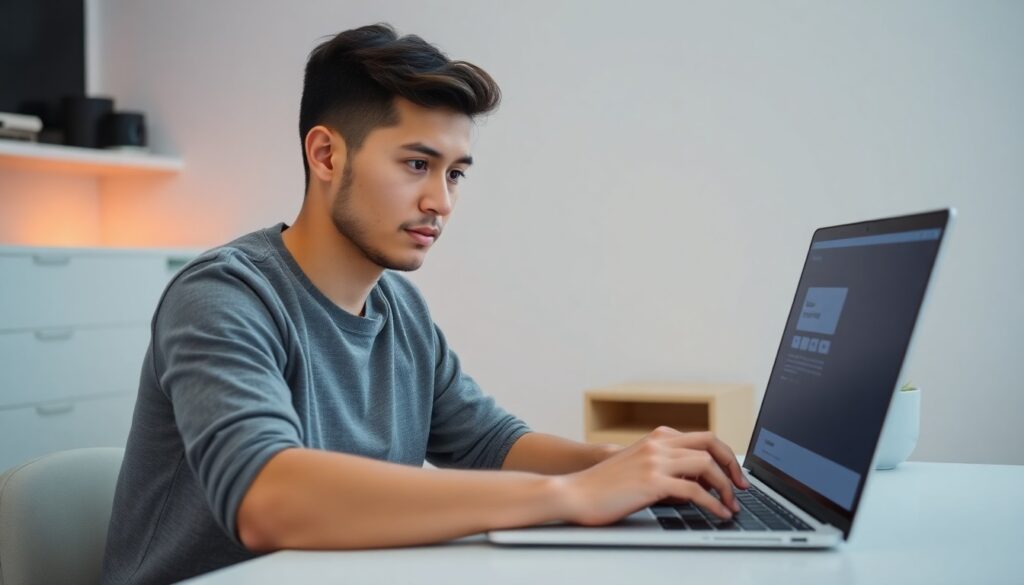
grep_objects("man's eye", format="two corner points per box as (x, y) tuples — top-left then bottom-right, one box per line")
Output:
(406, 160), (428, 171)
(448, 169), (466, 183)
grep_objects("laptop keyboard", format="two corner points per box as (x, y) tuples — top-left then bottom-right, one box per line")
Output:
(651, 484), (813, 532)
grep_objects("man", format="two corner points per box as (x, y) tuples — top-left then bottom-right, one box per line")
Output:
(101, 23), (747, 584)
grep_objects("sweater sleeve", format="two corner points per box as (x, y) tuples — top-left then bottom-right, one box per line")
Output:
(153, 255), (304, 544)
(425, 323), (531, 470)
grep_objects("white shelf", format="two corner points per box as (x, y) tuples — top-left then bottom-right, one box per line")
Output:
(0, 140), (182, 177)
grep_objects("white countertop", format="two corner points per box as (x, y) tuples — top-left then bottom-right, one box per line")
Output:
(185, 461), (1023, 585)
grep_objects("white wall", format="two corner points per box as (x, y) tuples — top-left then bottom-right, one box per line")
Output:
(95, 0), (1024, 464)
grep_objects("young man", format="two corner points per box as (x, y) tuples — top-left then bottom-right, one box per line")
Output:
(101, 24), (747, 584)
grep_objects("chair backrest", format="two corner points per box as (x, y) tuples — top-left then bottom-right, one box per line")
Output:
(0, 448), (124, 585)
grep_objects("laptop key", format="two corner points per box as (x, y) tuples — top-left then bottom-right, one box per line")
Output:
(685, 518), (713, 530)
(757, 503), (810, 530)
(735, 519), (766, 531)
(748, 508), (794, 528)
(650, 505), (679, 518)
(734, 484), (816, 532)
(733, 512), (767, 531)
(673, 506), (705, 520)
(657, 517), (687, 530)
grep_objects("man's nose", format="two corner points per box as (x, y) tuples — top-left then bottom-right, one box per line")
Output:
(420, 175), (453, 217)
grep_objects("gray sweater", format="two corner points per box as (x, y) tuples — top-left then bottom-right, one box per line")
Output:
(101, 224), (530, 584)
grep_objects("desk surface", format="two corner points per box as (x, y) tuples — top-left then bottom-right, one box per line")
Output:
(186, 462), (1023, 585)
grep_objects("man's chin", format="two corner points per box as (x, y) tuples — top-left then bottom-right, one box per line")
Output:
(356, 239), (427, 272)
(385, 261), (424, 272)
(375, 253), (425, 272)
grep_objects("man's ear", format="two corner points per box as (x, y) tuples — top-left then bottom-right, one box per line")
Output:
(305, 125), (348, 184)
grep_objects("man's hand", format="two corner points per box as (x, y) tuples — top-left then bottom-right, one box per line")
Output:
(558, 427), (748, 526)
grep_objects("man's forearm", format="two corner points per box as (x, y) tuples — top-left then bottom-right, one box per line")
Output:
(501, 432), (622, 474)
(237, 447), (570, 552)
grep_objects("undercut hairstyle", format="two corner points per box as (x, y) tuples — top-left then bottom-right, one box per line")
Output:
(298, 23), (501, 191)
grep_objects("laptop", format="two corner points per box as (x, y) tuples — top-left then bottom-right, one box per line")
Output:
(489, 208), (955, 548)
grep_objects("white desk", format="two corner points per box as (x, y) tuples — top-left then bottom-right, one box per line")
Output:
(185, 462), (1023, 585)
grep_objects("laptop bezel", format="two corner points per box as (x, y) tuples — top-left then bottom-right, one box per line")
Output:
(743, 209), (952, 539)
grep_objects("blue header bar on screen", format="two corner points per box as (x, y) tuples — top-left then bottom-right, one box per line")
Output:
(811, 228), (941, 250)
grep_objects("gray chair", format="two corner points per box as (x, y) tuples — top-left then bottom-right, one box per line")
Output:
(0, 448), (124, 585)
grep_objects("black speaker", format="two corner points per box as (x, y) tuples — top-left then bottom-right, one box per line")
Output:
(99, 112), (147, 149)
(62, 95), (113, 148)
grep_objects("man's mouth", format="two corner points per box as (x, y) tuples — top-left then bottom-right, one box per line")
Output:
(405, 227), (438, 246)
(406, 226), (439, 238)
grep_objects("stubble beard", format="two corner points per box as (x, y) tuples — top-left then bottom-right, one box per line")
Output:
(329, 162), (425, 272)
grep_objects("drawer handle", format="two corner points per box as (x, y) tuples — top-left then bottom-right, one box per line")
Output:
(35, 402), (75, 416)
(32, 254), (71, 266)
(34, 328), (75, 342)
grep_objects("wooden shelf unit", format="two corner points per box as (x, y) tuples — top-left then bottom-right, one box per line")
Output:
(584, 382), (755, 452)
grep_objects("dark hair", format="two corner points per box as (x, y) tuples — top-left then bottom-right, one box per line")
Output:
(299, 23), (501, 190)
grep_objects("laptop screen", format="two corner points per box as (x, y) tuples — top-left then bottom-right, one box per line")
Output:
(745, 209), (951, 536)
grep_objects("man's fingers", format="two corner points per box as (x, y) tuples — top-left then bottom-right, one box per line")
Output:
(663, 432), (749, 489)
(664, 451), (739, 512)
(664, 477), (733, 519)
(715, 447), (749, 489)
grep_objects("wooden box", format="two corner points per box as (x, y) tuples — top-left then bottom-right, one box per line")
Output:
(584, 382), (755, 453)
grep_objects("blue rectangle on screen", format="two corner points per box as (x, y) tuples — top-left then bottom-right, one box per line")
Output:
(796, 287), (848, 335)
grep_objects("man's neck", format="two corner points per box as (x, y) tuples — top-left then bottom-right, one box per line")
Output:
(281, 211), (382, 318)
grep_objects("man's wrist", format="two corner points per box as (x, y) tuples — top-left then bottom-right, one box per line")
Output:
(598, 446), (618, 465)
(490, 472), (577, 529)
(590, 442), (622, 466)
(544, 473), (580, 525)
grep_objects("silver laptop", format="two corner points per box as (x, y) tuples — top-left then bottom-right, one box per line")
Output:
(489, 209), (955, 549)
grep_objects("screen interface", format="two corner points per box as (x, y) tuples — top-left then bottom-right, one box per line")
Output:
(751, 227), (942, 511)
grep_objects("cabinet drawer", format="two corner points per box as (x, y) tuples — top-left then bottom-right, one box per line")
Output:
(0, 251), (183, 330)
(0, 392), (136, 472)
(0, 325), (150, 407)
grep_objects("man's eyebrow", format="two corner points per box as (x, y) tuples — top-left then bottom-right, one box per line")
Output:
(400, 142), (473, 165)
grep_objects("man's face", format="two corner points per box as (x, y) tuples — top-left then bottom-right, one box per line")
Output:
(330, 98), (474, 272)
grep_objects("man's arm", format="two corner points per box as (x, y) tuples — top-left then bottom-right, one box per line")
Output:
(501, 432), (622, 474)
(237, 427), (747, 552)
(237, 448), (564, 552)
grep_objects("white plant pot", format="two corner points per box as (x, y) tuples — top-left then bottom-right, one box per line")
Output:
(875, 387), (921, 470)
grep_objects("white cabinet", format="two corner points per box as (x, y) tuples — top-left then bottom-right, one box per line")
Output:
(0, 392), (137, 469)
(0, 325), (151, 406)
(0, 252), (174, 329)
(0, 245), (198, 471)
